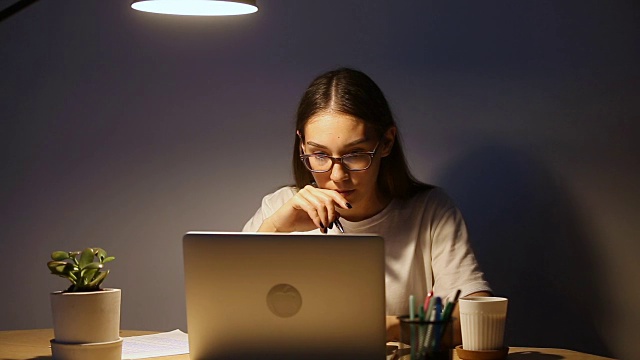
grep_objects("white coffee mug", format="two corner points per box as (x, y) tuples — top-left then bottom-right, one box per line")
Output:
(459, 296), (508, 351)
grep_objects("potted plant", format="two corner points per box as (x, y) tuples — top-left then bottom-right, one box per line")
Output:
(47, 247), (122, 360)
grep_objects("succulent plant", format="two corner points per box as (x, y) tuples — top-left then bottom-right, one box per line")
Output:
(47, 248), (115, 292)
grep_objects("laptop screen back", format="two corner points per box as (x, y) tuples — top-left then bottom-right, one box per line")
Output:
(182, 231), (387, 360)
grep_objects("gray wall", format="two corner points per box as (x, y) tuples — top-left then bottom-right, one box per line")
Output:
(1, 1), (638, 359)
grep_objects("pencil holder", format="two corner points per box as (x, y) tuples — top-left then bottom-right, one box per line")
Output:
(397, 315), (454, 360)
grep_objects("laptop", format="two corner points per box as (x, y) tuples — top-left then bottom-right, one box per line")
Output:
(182, 231), (387, 360)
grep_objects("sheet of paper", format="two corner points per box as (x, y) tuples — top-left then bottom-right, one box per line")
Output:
(121, 329), (189, 359)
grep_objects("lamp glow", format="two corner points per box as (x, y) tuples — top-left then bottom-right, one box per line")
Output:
(131, 0), (258, 16)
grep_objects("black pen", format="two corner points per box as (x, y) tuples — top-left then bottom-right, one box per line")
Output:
(334, 217), (345, 233)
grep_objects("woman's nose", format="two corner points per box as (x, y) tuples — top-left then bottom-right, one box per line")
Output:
(329, 162), (349, 182)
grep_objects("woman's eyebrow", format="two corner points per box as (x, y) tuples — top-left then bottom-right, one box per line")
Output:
(305, 138), (368, 149)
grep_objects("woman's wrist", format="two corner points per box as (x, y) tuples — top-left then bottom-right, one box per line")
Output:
(258, 217), (282, 232)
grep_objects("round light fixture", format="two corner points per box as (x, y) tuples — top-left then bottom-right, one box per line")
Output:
(131, 0), (258, 16)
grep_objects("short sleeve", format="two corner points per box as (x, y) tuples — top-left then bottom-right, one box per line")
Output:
(427, 191), (492, 301)
(242, 186), (297, 232)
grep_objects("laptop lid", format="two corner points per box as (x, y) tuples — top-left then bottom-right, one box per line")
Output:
(182, 231), (387, 360)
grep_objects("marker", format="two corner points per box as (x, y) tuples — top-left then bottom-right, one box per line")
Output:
(409, 295), (415, 320)
(424, 294), (436, 321)
(441, 290), (461, 323)
(423, 304), (437, 353)
(441, 301), (453, 323)
(423, 290), (433, 312)
(433, 297), (442, 321)
(452, 289), (462, 304)
(432, 297), (443, 349)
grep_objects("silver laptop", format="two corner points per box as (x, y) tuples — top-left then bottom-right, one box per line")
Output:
(182, 231), (387, 360)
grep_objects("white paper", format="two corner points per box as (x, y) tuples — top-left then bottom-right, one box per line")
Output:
(121, 329), (190, 359)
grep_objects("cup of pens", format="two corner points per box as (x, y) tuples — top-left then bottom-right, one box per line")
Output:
(396, 293), (458, 360)
(397, 315), (454, 360)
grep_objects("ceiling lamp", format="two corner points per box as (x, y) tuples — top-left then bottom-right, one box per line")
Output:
(131, 0), (258, 16)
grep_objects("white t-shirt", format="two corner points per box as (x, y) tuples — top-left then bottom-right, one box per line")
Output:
(243, 186), (491, 315)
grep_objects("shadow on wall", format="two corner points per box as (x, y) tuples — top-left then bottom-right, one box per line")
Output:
(437, 143), (612, 358)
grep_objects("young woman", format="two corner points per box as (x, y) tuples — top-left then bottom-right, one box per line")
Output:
(243, 68), (491, 342)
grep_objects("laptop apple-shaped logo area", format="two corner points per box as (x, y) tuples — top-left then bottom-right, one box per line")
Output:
(266, 284), (302, 318)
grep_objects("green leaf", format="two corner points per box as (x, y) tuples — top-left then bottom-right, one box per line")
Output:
(95, 248), (107, 261)
(78, 248), (94, 268)
(102, 256), (115, 263)
(49, 268), (65, 276)
(87, 270), (108, 288)
(81, 262), (103, 271)
(81, 268), (99, 283)
(51, 251), (70, 261)
(47, 261), (67, 272)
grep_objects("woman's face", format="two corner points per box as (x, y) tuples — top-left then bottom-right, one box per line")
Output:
(301, 111), (394, 221)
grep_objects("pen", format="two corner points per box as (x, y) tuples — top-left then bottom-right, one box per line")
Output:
(433, 297), (442, 322)
(441, 301), (454, 324)
(424, 294), (436, 322)
(441, 289), (461, 323)
(333, 218), (345, 233)
(423, 290), (433, 312)
(435, 290), (461, 351)
(409, 295), (415, 320)
(422, 301), (437, 354)
(432, 297), (443, 349)
(452, 289), (461, 304)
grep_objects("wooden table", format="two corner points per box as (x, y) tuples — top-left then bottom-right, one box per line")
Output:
(0, 329), (616, 360)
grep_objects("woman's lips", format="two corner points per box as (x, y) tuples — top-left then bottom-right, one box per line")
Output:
(337, 190), (355, 197)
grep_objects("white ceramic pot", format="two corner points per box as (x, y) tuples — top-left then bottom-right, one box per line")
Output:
(50, 288), (121, 344)
(50, 337), (123, 360)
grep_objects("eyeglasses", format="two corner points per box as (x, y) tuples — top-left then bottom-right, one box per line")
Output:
(299, 141), (380, 173)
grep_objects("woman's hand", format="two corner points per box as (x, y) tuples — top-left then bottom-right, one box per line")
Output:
(258, 185), (351, 233)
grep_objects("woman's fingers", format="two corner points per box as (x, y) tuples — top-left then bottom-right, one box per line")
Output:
(291, 193), (326, 231)
(271, 185), (349, 233)
(297, 187), (333, 230)
(297, 186), (348, 231)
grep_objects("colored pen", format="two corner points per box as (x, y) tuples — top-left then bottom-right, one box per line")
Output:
(424, 294), (436, 321)
(452, 289), (461, 304)
(441, 289), (461, 323)
(424, 290), (433, 312)
(432, 297), (443, 349)
(441, 301), (454, 324)
(409, 295), (415, 320)
(433, 297), (442, 321)
(435, 290), (461, 350)
(422, 303), (437, 353)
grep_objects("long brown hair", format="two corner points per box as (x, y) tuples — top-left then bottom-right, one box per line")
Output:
(292, 68), (431, 199)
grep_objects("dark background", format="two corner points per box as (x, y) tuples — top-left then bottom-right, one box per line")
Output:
(1, 1), (638, 359)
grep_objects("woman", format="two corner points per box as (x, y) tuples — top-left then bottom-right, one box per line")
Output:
(243, 68), (491, 342)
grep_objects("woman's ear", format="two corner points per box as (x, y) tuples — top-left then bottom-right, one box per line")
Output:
(381, 127), (396, 157)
